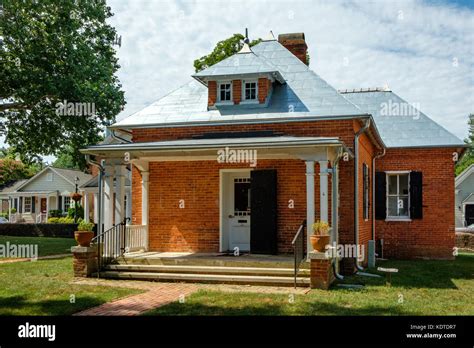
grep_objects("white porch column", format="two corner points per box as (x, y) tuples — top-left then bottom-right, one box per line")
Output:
(93, 193), (99, 224)
(103, 164), (115, 231)
(305, 161), (315, 254)
(319, 160), (329, 223)
(114, 165), (125, 225)
(8, 198), (12, 222)
(83, 192), (90, 223)
(141, 171), (149, 250)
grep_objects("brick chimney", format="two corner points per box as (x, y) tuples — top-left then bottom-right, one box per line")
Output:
(278, 33), (308, 65)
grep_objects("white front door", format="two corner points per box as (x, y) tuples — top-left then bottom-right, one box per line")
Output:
(227, 175), (251, 252)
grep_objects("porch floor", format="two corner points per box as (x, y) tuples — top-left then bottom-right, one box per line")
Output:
(118, 251), (310, 269)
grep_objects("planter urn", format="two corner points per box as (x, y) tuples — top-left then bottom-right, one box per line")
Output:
(74, 231), (94, 247)
(310, 234), (330, 252)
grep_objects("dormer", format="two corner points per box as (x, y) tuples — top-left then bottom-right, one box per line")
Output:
(192, 42), (285, 109)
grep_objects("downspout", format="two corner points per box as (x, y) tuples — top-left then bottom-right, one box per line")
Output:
(372, 148), (386, 241)
(354, 118), (371, 272)
(332, 148), (344, 280)
(85, 155), (104, 236)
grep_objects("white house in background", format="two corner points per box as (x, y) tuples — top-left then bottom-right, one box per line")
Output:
(455, 164), (474, 228)
(0, 166), (92, 223)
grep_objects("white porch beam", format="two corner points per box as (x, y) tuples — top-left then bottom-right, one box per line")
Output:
(103, 164), (114, 231)
(114, 165), (125, 225)
(83, 192), (90, 223)
(305, 160), (315, 254)
(319, 160), (329, 223)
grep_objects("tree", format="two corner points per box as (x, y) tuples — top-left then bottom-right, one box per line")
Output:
(194, 34), (262, 72)
(0, 0), (125, 164)
(455, 114), (474, 176)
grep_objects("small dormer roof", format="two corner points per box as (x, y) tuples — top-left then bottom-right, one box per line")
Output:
(192, 49), (285, 85)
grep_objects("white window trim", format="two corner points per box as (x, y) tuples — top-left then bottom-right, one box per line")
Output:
(216, 81), (233, 104)
(241, 79), (258, 103)
(386, 171), (411, 221)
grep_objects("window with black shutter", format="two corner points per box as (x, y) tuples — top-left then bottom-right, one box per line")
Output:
(375, 172), (386, 220)
(409, 171), (423, 219)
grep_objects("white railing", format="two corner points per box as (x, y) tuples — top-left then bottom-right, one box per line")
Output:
(35, 213), (47, 223)
(125, 225), (147, 252)
(9, 213), (19, 223)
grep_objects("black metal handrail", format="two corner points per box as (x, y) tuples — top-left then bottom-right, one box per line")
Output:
(91, 217), (130, 277)
(291, 219), (306, 288)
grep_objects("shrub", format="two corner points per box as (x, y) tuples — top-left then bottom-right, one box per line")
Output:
(77, 221), (94, 232)
(48, 217), (75, 224)
(67, 205), (84, 219)
(48, 209), (63, 218)
(10, 208), (16, 214)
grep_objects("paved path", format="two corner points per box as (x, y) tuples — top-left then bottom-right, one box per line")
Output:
(0, 253), (71, 264)
(71, 278), (309, 316)
(73, 282), (198, 316)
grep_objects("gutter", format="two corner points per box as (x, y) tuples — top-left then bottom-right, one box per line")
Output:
(354, 118), (371, 272)
(372, 148), (386, 241)
(85, 155), (104, 236)
(332, 147), (344, 280)
(111, 130), (132, 144)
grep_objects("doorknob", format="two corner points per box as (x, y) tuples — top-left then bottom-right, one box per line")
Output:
(228, 214), (234, 218)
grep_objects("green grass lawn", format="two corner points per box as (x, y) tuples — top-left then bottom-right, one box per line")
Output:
(144, 253), (474, 316)
(0, 257), (141, 315)
(0, 235), (77, 257)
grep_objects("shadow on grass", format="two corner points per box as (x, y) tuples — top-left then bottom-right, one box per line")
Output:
(144, 296), (408, 316)
(0, 295), (106, 316)
(336, 253), (474, 290)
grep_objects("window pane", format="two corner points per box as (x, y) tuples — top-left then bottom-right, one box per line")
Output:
(399, 196), (409, 216)
(399, 174), (409, 195)
(388, 175), (397, 194)
(234, 182), (250, 212)
(388, 196), (397, 216)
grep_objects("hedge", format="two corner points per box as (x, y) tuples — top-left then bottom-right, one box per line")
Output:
(0, 223), (80, 238)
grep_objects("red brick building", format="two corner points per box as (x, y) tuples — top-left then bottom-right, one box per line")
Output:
(83, 32), (466, 276)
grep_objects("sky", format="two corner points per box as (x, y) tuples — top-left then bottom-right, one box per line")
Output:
(105, 0), (474, 143)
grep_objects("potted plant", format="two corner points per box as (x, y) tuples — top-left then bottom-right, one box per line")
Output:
(310, 220), (330, 252)
(74, 221), (95, 247)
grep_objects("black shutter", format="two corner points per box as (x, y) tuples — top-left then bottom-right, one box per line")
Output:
(250, 169), (277, 254)
(58, 196), (62, 212)
(19, 197), (23, 213)
(375, 172), (386, 220)
(410, 171), (423, 219)
(31, 196), (35, 213)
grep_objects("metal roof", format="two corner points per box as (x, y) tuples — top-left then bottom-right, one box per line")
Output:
(111, 40), (364, 129)
(341, 91), (466, 148)
(193, 50), (284, 84)
(110, 39), (464, 149)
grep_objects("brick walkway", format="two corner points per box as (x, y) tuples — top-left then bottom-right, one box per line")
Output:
(71, 278), (309, 316)
(73, 282), (198, 316)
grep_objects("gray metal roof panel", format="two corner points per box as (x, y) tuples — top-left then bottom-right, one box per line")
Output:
(342, 91), (465, 148)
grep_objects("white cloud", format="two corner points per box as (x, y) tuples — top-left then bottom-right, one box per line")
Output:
(109, 0), (473, 139)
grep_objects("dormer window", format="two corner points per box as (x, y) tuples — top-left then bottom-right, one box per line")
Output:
(243, 80), (257, 101)
(218, 82), (232, 102)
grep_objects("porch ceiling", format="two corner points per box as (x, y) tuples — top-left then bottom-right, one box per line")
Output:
(81, 136), (347, 162)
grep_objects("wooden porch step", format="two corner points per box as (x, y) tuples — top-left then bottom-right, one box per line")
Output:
(97, 271), (310, 287)
(105, 264), (310, 277)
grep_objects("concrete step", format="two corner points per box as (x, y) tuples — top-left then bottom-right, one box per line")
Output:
(97, 270), (310, 287)
(105, 264), (310, 277)
(117, 255), (310, 269)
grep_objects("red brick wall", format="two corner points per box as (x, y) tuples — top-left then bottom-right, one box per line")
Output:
(258, 78), (271, 104)
(208, 81), (217, 107)
(375, 148), (456, 259)
(232, 80), (241, 105)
